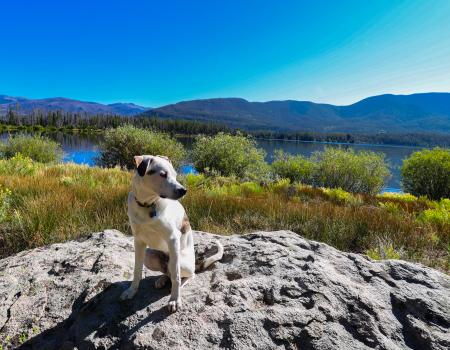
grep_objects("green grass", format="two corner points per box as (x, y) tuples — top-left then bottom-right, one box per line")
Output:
(0, 163), (448, 272)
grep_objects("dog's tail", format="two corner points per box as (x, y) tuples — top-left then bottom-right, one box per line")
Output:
(195, 240), (224, 272)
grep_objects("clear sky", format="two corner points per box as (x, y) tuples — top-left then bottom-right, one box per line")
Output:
(1, 0), (449, 107)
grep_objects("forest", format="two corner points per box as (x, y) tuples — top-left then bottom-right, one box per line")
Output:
(1, 108), (449, 147)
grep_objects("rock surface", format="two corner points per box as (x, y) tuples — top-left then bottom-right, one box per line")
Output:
(0, 230), (449, 350)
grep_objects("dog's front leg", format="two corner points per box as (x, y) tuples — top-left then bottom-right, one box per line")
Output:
(167, 234), (182, 312)
(120, 238), (146, 300)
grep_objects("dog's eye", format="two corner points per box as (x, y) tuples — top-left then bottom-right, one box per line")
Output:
(160, 171), (167, 178)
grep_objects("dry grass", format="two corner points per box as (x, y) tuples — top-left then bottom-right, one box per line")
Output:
(0, 163), (131, 256)
(0, 163), (448, 272)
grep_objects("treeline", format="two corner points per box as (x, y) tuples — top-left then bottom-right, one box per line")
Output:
(252, 131), (356, 143)
(1, 109), (231, 135)
(252, 130), (450, 147)
(2, 109), (449, 147)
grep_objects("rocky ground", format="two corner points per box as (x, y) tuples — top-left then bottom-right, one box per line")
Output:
(0, 230), (449, 350)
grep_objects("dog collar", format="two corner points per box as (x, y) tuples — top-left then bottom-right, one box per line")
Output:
(135, 197), (157, 218)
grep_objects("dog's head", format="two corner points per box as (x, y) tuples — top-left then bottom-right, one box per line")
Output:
(134, 155), (187, 200)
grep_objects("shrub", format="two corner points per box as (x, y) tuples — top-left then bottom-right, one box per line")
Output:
(0, 135), (62, 163)
(183, 173), (206, 189)
(376, 192), (418, 203)
(311, 147), (390, 194)
(0, 154), (42, 176)
(96, 125), (186, 169)
(272, 150), (314, 183)
(322, 187), (361, 205)
(366, 244), (402, 260)
(401, 147), (450, 200)
(191, 133), (270, 181)
(417, 199), (450, 227)
(417, 208), (449, 227)
(378, 201), (402, 215)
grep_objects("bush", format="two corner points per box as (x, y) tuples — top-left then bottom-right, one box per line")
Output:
(0, 135), (62, 163)
(366, 244), (402, 260)
(417, 199), (450, 227)
(311, 147), (390, 194)
(272, 150), (314, 183)
(401, 147), (450, 200)
(376, 192), (418, 203)
(322, 187), (362, 205)
(191, 133), (270, 181)
(0, 154), (42, 176)
(96, 125), (186, 169)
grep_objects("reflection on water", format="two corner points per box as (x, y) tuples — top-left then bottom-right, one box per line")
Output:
(0, 132), (424, 192)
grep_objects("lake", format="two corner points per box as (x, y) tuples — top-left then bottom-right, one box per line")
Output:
(0, 131), (422, 192)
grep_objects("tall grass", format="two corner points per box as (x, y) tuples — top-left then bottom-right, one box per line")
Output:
(0, 163), (448, 272)
(0, 162), (130, 256)
(181, 176), (448, 271)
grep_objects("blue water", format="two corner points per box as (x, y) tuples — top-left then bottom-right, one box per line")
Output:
(63, 150), (99, 165)
(180, 164), (198, 174)
(1, 132), (423, 192)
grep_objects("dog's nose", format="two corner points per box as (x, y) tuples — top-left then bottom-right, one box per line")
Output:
(177, 187), (187, 197)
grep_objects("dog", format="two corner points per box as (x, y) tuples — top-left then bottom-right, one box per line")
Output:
(120, 155), (223, 312)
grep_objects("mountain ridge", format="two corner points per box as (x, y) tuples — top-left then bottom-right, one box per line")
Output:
(1, 92), (449, 133)
(146, 92), (450, 133)
(0, 95), (149, 116)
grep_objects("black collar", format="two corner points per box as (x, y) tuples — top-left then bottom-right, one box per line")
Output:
(135, 196), (157, 218)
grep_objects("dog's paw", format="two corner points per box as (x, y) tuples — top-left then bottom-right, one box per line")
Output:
(155, 275), (169, 289)
(120, 287), (137, 300)
(167, 297), (182, 312)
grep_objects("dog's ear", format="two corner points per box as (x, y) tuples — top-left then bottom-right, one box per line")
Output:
(135, 156), (153, 177)
(134, 156), (144, 168)
(156, 155), (171, 164)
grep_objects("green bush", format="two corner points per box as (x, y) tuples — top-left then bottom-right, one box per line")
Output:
(97, 125), (186, 169)
(272, 150), (314, 183)
(311, 147), (390, 194)
(417, 199), (450, 227)
(322, 187), (362, 205)
(0, 135), (62, 163)
(376, 192), (418, 203)
(0, 154), (42, 176)
(191, 133), (270, 181)
(401, 147), (450, 200)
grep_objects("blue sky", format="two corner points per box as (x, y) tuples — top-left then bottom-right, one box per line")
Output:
(1, 0), (449, 107)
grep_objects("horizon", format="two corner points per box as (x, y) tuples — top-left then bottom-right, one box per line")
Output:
(1, 1), (449, 106)
(2, 91), (450, 109)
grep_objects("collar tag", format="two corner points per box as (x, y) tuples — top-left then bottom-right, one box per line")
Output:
(135, 196), (157, 218)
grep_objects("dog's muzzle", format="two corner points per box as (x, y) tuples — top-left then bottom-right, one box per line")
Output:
(174, 187), (187, 199)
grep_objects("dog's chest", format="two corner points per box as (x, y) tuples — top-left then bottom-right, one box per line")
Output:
(133, 220), (170, 253)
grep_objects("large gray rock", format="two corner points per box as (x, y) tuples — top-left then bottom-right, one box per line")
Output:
(0, 230), (448, 350)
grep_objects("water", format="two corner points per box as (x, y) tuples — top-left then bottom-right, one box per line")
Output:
(0, 131), (423, 192)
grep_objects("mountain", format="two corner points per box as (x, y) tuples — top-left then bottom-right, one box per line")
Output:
(0, 95), (149, 116)
(146, 93), (450, 133)
(1, 92), (449, 133)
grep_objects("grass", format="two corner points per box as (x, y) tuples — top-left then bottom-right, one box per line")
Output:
(0, 162), (448, 273)
(0, 161), (131, 257)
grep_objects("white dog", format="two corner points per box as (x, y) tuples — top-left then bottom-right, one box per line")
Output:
(120, 155), (223, 312)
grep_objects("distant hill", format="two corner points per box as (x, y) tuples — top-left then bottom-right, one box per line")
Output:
(146, 93), (450, 133)
(0, 95), (149, 116)
(1, 92), (449, 133)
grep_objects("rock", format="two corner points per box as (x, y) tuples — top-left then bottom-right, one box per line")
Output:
(0, 230), (448, 350)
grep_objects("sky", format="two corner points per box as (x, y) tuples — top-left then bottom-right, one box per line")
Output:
(1, 0), (449, 107)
